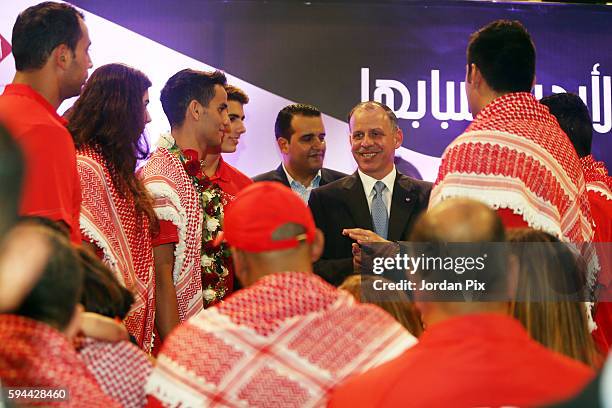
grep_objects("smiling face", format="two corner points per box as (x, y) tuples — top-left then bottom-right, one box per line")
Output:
(221, 100), (246, 153)
(349, 106), (402, 180)
(279, 114), (326, 176)
(199, 84), (230, 147)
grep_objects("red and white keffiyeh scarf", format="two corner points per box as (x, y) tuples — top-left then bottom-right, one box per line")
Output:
(0, 315), (120, 407)
(146, 272), (415, 408)
(77, 146), (156, 352)
(581, 154), (612, 201)
(140, 139), (203, 321)
(431, 92), (594, 244)
(76, 337), (153, 408)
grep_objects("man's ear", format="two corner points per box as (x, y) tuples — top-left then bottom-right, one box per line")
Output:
(187, 100), (201, 122)
(310, 228), (325, 262)
(64, 303), (84, 340)
(394, 127), (404, 149)
(470, 64), (485, 89)
(53, 44), (72, 70)
(277, 137), (290, 154)
(232, 248), (249, 287)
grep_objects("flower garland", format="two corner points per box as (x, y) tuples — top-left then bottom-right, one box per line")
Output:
(163, 136), (231, 307)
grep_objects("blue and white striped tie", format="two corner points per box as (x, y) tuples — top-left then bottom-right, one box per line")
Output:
(371, 181), (388, 239)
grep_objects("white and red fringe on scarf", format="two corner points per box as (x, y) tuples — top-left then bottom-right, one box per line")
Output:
(140, 139), (204, 322)
(431, 92), (594, 244)
(0, 315), (120, 407)
(145, 272), (415, 408)
(581, 154), (612, 202)
(77, 146), (156, 352)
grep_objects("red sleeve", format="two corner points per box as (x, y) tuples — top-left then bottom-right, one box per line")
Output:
(152, 220), (179, 246)
(496, 208), (529, 230)
(18, 124), (82, 243)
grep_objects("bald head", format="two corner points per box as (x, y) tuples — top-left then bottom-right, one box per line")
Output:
(408, 199), (512, 324)
(411, 198), (505, 242)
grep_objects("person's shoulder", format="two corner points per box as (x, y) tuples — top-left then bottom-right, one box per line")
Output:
(328, 334), (413, 408)
(321, 167), (348, 183)
(397, 173), (433, 193)
(313, 173), (354, 195)
(223, 160), (252, 184)
(252, 167), (282, 182)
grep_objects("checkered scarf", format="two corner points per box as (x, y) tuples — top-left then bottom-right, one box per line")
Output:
(77, 146), (156, 352)
(146, 272), (415, 407)
(140, 147), (204, 321)
(431, 92), (594, 244)
(76, 337), (153, 408)
(580, 154), (612, 201)
(0, 315), (120, 407)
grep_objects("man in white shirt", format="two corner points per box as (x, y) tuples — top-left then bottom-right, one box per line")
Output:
(308, 101), (431, 285)
(253, 104), (346, 202)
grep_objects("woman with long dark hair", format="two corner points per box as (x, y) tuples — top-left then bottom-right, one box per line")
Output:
(68, 63), (157, 353)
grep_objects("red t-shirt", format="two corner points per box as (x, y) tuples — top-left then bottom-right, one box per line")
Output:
(588, 190), (612, 354)
(329, 313), (593, 408)
(0, 84), (81, 243)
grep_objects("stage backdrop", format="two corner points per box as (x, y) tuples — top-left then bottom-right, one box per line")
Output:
(1, 0), (610, 181)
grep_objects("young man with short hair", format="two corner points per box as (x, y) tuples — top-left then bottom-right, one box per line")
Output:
(0, 2), (93, 243)
(430, 20), (593, 245)
(140, 69), (230, 341)
(202, 84), (253, 197)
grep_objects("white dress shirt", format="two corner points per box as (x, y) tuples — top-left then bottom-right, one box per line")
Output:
(282, 163), (322, 203)
(357, 166), (396, 216)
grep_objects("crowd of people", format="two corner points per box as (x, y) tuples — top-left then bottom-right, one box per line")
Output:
(0, 2), (611, 407)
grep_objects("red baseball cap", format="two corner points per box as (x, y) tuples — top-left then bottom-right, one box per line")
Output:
(224, 182), (316, 252)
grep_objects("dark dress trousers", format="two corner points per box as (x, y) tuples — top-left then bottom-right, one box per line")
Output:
(308, 171), (432, 286)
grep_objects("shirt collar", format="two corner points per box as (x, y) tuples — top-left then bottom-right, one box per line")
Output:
(282, 163), (322, 188)
(417, 313), (530, 346)
(2, 84), (67, 126)
(358, 165), (396, 197)
(209, 156), (229, 182)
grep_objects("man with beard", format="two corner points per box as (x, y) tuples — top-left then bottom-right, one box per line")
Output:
(253, 103), (346, 202)
(0, 2), (93, 243)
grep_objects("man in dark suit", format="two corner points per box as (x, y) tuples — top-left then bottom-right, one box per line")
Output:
(309, 101), (431, 285)
(253, 104), (346, 202)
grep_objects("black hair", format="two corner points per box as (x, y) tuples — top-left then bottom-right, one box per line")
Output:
(0, 123), (24, 236)
(540, 93), (593, 158)
(467, 20), (535, 93)
(274, 104), (321, 141)
(160, 69), (227, 128)
(12, 2), (84, 71)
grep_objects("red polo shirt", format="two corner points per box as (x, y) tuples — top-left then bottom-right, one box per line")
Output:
(329, 313), (593, 408)
(211, 156), (253, 198)
(0, 84), (81, 243)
